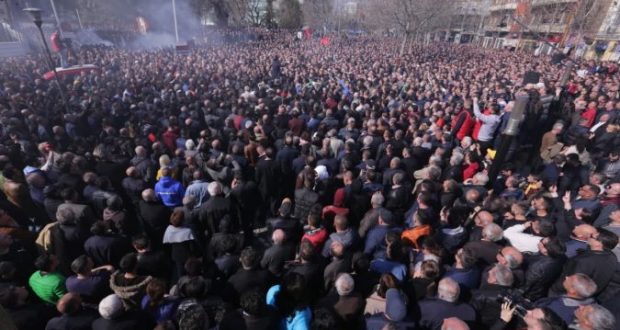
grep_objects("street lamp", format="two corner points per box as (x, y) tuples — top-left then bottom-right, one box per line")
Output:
(23, 7), (70, 114)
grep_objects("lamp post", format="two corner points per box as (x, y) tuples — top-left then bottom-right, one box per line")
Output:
(23, 7), (70, 114)
(172, 0), (179, 43)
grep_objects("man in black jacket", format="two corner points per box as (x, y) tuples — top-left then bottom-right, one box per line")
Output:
(550, 228), (619, 297)
(227, 247), (275, 302)
(470, 264), (514, 328)
(199, 181), (239, 237)
(136, 189), (170, 248)
(260, 229), (295, 276)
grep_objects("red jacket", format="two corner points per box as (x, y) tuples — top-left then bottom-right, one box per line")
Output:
(581, 108), (597, 128)
(453, 109), (474, 140)
(462, 162), (480, 181)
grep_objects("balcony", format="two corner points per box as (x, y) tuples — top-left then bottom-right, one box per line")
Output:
(489, 2), (518, 11)
(531, 0), (577, 7)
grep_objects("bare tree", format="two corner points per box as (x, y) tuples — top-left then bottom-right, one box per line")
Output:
(570, 0), (612, 39)
(364, 0), (455, 53)
(302, 0), (334, 30)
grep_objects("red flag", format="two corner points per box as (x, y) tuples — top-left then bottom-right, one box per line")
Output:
(320, 37), (330, 46)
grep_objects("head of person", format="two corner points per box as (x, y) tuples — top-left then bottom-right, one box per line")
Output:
(497, 246), (523, 270)
(145, 278), (167, 307)
(272, 229), (286, 245)
(334, 273), (355, 297)
(377, 273), (399, 298)
(275, 272), (309, 317)
(455, 247), (476, 270)
(487, 264), (514, 287)
(482, 223), (503, 242)
(523, 307), (566, 330)
(119, 253), (138, 275)
(563, 273), (597, 300)
(574, 304), (616, 330)
(70, 255), (94, 276)
(240, 247), (259, 270)
(207, 181), (222, 197)
(57, 293), (82, 315)
(588, 228), (618, 251)
(437, 278), (460, 303)
(537, 236), (566, 258)
(441, 317), (470, 330)
(474, 210), (494, 228)
(34, 253), (58, 273)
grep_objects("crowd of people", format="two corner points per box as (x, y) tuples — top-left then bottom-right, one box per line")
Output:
(0, 30), (619, 330)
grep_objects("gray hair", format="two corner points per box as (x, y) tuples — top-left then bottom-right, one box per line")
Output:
(572, 273), (598, 299)
(584, 304), (616, 330)
(427, 166), (442, 181)
(461, 136), (472, 147)
(450, 153), (464, 166)
(335, 273), (355, 296)
(504, 253), (520, 269)
(552, 122), (564, 130)
(493, 264), (514, 287)
(56, 207), (76, 225)
(207, 182), (222, 197)
(438, 278), (460, 303)
(413, 137), (423, 147)
(482, 223), (504, 242)
(473, 172), (489, 185)
(371, 192), (385, 207)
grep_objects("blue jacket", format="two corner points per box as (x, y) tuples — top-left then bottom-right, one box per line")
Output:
(155, 176), (185, 207)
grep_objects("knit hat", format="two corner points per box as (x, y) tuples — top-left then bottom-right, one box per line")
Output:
(98, 294), (124, 319)
(385, 288), (407, 321)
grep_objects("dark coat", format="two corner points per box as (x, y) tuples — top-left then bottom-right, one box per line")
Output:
(260, 243), (296, 276)
(199, 195), (238, 235)
(470, 283), (511, 328)
(84, 234), (132, 268)
(414, 298), (476, 330)
(294, 187), (319, 221)
(522, 254), (566, 301)
(550, 250), (619, 297)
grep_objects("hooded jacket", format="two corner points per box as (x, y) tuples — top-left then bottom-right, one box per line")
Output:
(109, 271), (152, 309)
(154, 176), (185, 207)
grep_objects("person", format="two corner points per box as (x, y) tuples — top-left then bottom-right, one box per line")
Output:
(0, 284), (53, 329)
(318, 273), (364, 328)
(109, 253), (152, 309)
(415, 278), (476, 329)
(45, 293), (99, 330)
(521, 236), (566, 301)
(227, 246), (275, 301)
(93, 293), (156, 330)
(266, 272), (312, 330)
(154, 167), (185, 208)
(364, 288), (414, 330)
(140, 279), (178, 324)
(65, 255), (113, 307)
(29, 254), (66, 305)
(219, 290), (279, 330)
(470, 264), (514, 328)
(163, 209), (199, 282)
(536, 273), (598, 325)
(261, 229), (296, 276)
(550, 228), (619, 297)
(573, 304), (616, 330)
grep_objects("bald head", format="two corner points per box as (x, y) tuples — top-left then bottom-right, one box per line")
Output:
(141, 189), (156, 202)
(272, 229), (285, 245)
(475, 211), (494, 227)
(442, 317), (470, 330)
(573, 224), (597, 240)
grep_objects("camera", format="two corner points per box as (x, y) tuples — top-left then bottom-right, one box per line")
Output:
(497, 289), (534, 318)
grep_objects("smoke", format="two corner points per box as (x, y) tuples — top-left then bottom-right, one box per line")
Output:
(74, 30), (114, 47)
(129, 0), (204, 49)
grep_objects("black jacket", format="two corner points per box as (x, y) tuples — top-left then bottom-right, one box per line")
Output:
(550, 249), (619, 296)
(470, 283), (511, 328)
(522, 254), (565, 301)
(199, 195), (238, 235)
(294, 187), (319, 221)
